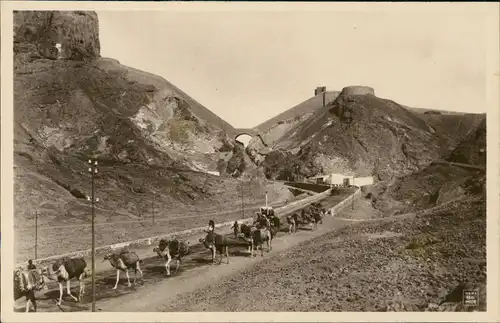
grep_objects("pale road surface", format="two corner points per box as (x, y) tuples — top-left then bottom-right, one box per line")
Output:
(16, 193), (351, 312)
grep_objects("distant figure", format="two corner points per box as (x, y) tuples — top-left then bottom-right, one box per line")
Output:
(231, 221), (240, 238)
(253, 212), (261, 225)
(206, 220), (215, 233)
(205, 220), (216, 245)
(27, 259), (36, 270)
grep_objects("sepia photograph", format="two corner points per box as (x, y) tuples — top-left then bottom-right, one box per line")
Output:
(1, 1), (499, 322)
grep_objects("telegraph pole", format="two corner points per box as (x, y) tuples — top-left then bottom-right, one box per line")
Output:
(351, 178), (355, 210)
(241, 180), (245, 217)
(152, 194), (155, 225)
(87, 159), (99, 312)
(34, 211), (38, 260)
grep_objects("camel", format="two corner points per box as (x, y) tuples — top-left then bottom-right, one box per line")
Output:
(103, 250), (143, 289)
(251, 226), (272, 257)
(199, 232), (230, 264)
(239, 223), (256, 255)
(42, 257), (88, 306)
(153, 239), (190, 276)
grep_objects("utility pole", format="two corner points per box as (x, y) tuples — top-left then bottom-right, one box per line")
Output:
(152, 194), (155, 225)
(87, 159), (99, 313)
(265, 190), (268, 208)
(351, 178), (355, 210)
(241, 180), (245, 218)
(34, 211), (38, 260)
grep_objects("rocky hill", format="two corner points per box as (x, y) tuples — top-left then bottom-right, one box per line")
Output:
(253, 90), (340, 134)
(445, 117), (486, 166)
(12, 11), (280, 256)
(364, 116), (486, 216)
(249, 85), (483, 182)
(245, 90), (339, 165)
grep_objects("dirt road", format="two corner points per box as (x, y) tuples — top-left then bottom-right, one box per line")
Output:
(15, 192), (352, 312)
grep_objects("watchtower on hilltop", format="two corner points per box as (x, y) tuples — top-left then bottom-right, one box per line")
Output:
(315, 86), (327, 107)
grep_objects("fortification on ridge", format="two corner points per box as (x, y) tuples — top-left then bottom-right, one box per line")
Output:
(340, 85), (375, 96)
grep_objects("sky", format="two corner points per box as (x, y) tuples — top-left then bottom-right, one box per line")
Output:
(97, 7), (488, 128)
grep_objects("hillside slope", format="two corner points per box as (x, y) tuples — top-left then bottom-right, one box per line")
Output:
(254, 86), (483, 182)
(12, 11), (279, 260)
(257, 87), (440, 180)
(246, 91), (340, 165)
(445, 117), (486, 166)
(253, 91), (340, 133)
(365, 116), (486, 216)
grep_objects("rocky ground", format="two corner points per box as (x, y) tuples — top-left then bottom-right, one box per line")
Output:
(161, 195), (486, 312)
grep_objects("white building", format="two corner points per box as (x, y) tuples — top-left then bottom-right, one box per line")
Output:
(310, 173), (374, 187)
(323, 173), (354, 186)
(353, 176), (374, 187)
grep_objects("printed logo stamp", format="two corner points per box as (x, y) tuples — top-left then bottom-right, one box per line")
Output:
(463, 289), (479, 307)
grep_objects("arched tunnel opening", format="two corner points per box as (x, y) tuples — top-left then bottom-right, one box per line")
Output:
(235, 134), (254, 148)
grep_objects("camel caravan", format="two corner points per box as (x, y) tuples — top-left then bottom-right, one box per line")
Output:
(15, 202), (327, 312)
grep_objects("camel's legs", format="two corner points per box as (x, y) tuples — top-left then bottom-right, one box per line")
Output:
(165, 256), (172, 276)
(175, 259), (180, 273)
(77, 274), (84, 301)
(211, 248), (216, 264)
(113, 270), (120, 289)
(125, 270), (131, 287)
(57, 282), (64, 305)
(136, 262), (143, 280)
(67, 280), (78, 301)
(79, 279), (85, 301)
(25, 298), (31, 312)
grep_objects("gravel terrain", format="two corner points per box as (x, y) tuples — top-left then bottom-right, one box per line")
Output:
(160, 197), (486, 312)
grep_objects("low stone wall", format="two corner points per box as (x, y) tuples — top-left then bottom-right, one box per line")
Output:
(330, 186), (362, 215)
(17, 185), (336, 269)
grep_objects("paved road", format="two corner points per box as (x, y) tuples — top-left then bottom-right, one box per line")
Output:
(15, 193), (352, 312)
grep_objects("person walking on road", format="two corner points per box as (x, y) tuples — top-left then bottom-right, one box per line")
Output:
(27, 259), (36, 270)
(231, 221), (240, 238)
(205, 220), (216, 247)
